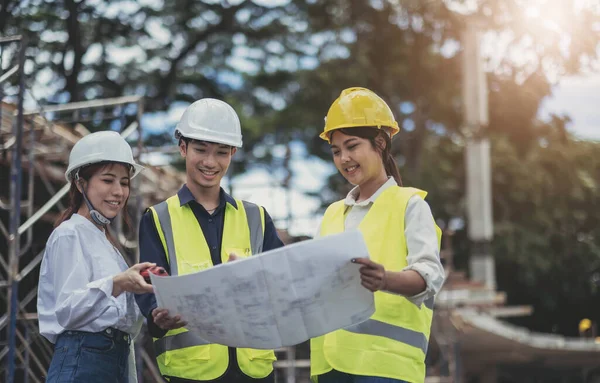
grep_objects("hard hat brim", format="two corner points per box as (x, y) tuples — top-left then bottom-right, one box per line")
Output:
(175, 129), (243, 148)
(319, 124), (400, 143)
(66, 161), (145, 182)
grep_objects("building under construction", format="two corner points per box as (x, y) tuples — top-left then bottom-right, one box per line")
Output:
(2, 34), (600, 383)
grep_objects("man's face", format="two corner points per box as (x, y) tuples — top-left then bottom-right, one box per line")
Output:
(179, 140), (236, 190)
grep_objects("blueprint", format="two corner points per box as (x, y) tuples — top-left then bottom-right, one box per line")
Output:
(150, 230), (375, 349)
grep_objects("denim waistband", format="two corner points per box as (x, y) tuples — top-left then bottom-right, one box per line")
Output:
(62, 328), (131, 344)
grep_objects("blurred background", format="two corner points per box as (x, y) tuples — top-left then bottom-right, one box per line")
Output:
(0, 0), (600, 382)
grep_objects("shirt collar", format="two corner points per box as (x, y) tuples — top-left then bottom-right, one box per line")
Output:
(178, 184), (238, 209)
(70, 213), (105, 233)
(344, 177), (397, 207)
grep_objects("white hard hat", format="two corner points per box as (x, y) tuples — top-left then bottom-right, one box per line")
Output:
(174, 98), (243, 147)
(65, 131), (144, 182)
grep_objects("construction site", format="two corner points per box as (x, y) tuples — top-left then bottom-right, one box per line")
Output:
(1, 16), (600, 383)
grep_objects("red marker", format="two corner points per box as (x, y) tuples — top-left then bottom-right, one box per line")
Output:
(140, 266), (169, 284)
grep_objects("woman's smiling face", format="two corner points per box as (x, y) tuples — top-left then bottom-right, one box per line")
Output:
(330, 130), (384, 186)
(78, 163), (131, 219)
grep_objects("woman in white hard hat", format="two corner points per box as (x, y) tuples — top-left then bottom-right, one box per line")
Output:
(310, 88), (446, 383)
(37, 131), (155, 383)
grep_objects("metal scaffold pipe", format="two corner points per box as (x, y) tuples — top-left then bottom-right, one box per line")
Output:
(6, 34), (26, 383)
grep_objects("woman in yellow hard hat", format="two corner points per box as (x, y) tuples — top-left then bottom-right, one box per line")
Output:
(311, 87), (446, 383)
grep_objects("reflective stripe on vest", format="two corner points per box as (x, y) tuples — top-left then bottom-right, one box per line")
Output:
(154, 331), (210, 357)
(242, 201), (264, 255)
(152, 200), (264, 277)
(344, 318), (429, 354)
(153, 201), (178, 275)
(424, 296), (434, 310)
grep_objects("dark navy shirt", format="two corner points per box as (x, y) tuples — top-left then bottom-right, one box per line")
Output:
(135, 185), (284, 338)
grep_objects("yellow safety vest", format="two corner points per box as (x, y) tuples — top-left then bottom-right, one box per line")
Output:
(311, 186), (441, 383)
(149, 194), (277, 381)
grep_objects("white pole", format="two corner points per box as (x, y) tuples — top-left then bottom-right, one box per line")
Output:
(462, 21), (496, 290)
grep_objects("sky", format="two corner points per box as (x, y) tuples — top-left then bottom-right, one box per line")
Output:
(541, 73), (600, 141)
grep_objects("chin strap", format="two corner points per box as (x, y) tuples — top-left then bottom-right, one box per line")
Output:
(76, 171), (112, 226)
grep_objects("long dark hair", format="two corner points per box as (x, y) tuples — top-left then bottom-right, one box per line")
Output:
(55, 162), (133, 249)
(333, 127), (402, 186)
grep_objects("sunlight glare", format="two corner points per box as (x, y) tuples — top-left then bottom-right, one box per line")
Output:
(519, 0), (585, 33)
(524, 6), (540, 19)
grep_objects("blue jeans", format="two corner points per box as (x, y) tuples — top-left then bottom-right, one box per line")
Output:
(46, 329), (130, 383)
(318, 369), (410, 383)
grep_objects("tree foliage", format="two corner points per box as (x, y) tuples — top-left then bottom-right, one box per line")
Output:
(414, 122), (600, 335)
(491, 129), (600, 335)
(2, 0), (311, 138)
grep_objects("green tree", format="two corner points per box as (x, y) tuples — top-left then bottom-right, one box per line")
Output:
(413, 122), (600, 336)
(2, 0), (312, 136)
(255, 0), (599, 174)
(490, 128), (600, 335)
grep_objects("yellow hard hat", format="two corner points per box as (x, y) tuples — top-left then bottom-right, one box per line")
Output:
(580, 318), (592, 332)
(320, 87), (400, 143)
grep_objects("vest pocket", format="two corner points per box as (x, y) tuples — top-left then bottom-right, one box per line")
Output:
(180, 260), (212, 273)
(224, 247), (252, 258)
(161, 344), (211, 366)
(248, 349), (276, 361)
(236, 348), (276, 379)
(376, 292), (414, 319)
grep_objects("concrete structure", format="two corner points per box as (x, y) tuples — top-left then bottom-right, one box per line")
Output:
(429, 263), (600, 383)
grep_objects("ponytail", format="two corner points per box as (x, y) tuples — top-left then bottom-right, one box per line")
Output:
(382, 143), (403, 186)
(54, 183), (83, 228)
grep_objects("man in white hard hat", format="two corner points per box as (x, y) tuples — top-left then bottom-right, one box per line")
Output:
(135, 99), (284, 382)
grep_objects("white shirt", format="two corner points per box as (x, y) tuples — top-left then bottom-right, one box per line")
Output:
(37, 214), (143, 344)
(318, 178), (445, 307)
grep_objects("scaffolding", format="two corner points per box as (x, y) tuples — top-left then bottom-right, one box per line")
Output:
(0, 100), (153, 383)
(2, 34), (29, 383)
(0, 33), (165, 382)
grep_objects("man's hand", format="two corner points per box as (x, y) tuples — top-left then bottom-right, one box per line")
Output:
(152, 308), (187, 330)
(352, 258), (387, 292)
(228, 252), (241, 262)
